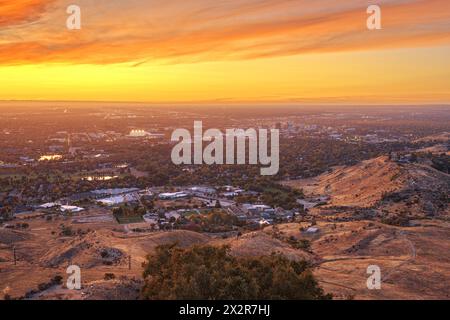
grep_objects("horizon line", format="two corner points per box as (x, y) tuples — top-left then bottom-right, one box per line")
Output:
(1, 99), (450, 107)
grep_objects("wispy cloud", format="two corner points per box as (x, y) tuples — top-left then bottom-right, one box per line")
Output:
(0, 0), (56, 27)
(0, 0), (449, 65)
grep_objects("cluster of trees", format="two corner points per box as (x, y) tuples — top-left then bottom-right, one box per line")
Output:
(0, 172), (140, 206)
(0, 205), (13, 221)
(380, 213), (410, 227)
(185, 210), (240, 232)
(112, 204), (146, 224)
(430, 153), (450, 174)
(278, 137), (411, 178)
(141, 244), (331, 300)
(113, 204), (146, 217)
(238, 177), (303, 210)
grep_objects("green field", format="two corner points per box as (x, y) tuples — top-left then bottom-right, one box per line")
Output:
(114, 214), (144, 224)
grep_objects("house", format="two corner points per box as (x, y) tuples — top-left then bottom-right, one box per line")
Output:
(165, 211), (181, 221)
(227, 205), (245, 216)
(143, 213), (159, 225)
(242, 204), (272, 215)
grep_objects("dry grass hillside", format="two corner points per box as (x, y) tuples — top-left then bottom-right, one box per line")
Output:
(414, 132), (450, 143)
(210, 231), (313, 262)
(285, 156), (450, 220)
(314, 156), (403, 208)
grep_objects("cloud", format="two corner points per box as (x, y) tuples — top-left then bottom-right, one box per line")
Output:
(0, 0), (449, 65)
(0, 0), (56, 27)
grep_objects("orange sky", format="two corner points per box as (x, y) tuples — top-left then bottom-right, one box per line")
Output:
(0, 0), (449, 103)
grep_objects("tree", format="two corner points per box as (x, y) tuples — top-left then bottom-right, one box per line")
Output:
(0, 205), (13, 221)
(141, 244), (331, 300)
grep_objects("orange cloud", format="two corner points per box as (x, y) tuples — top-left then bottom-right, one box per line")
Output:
(0, 0), (55, 27)
(0, 0), (449, 65)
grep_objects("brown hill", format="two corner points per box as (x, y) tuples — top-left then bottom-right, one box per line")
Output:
(286, 156), (450, 220)
(0, 229), (30, 245)
(414, 132), (450, 143)
(314, 156), (403, 208)
(40, 230), (127, 268)
(39, 229), (211, 269)
(211, 231), (313, 262)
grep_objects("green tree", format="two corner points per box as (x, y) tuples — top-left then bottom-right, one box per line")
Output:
(141, 244), (331, 300)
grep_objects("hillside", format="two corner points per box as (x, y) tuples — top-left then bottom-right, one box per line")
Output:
(210, 231), (313, 262)
(314, 156), (403, 208)
(285, 156), (450, 221)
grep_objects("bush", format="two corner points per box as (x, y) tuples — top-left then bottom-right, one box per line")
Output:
(104, 273), (116, 281)
(288, 237), (311, 250)
(141, 244), (331, 300)
(381, 213), (410, 226)
(52, 275), (63, 285)
(60, 225), (74, 236)
(38, 282), (52, 291)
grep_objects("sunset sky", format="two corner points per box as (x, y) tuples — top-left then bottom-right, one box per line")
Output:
(0, 0), (449, 104)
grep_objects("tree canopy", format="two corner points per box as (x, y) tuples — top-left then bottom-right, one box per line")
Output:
(141, 244), (331, 300)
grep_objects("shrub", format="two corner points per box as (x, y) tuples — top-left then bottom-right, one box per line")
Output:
(104, 273), (116, 281)
(60, 225), (74, 236)
(52, 275), (63, 285)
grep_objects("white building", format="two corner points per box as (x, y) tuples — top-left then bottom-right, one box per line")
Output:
(97, 193), (140, 206)
(40, 202), (60, 209)
(60, 205), (84, 213)
(189, 186), (216, 197)
(91, 188), (140, 196)
(129, 129), (148, 137)
(305, 227), (319, 234)
(159, 192), (189, 200)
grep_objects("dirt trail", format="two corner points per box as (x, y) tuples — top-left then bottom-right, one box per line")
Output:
(381, 230), (416, 282)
